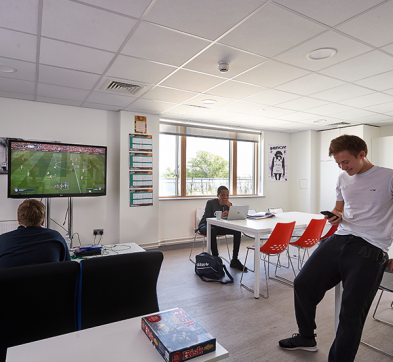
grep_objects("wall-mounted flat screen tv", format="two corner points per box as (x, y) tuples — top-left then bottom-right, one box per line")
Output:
(7, 139), (107, 198)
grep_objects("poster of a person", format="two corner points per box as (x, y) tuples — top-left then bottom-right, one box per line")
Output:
(268, 144), (288, 182)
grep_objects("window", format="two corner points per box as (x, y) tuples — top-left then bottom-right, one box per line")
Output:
(159, 121), (260, 198)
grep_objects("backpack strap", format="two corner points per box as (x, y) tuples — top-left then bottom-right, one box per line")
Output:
(197, 264), (234, 285)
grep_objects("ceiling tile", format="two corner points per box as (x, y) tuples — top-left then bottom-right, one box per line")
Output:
(78, 0), (151, 18)
(218, 101), (265, 114)
(39, 65), (100, 90)
(220, 3), (326, 57)
(42, 0), (137, 52)
(184, 44), (266, 78)
(354, 70), (393, 91)
(37, 83), (90, 101)
(306, 103), (355, 116)
(0, 28), (37, 62)
(244, 89), (300, 106)
(383, 89), (393, 96)
(204, 80), (264, 100)
(142, 86), (196, 103)
(0, 58), (36, 81)
(381, 43), (393, 56)
(40, 38), (114, 74)
(107, 55), (176, 84)
(234, 60), (310, 88)
(184, 94), (233, 109)
(36, 96), (82, 107)
(0, 0), (39, 34)
(0, 91), (34, 101)
(336, 1), (393, 47)
(249, 106), (293, 118)
(274, 31), (372, 71)
(145, 0), (265, 40)
(364, 101), (393, 114)
(276, 74), (345, 95)
(85, 91), (136, 107)
(275, 97), (328, 111)
(272, 0), (385, 27)
(126, 99), (177, 113)
(276, 112), (316, 122)
(351, 113), (393, 124)
(332, 108), (375, 121)
(162, 104), (210, 117)
(122, 22), (210, 67)
(160, 69), (225, 93)
(312, 84), (374, 102)
(339, 93), (393, 108)
(83, 102), (123, 111)
(0, 78), (35, 95)
(320, 51), (393, 82)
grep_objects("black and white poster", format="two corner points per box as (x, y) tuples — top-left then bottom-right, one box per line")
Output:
(0, 138), (8, 174)
(268, 144), (288, 182)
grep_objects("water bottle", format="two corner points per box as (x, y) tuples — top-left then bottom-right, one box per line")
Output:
(65, 233), (72, 250)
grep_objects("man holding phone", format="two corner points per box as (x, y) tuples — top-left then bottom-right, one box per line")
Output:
(279, 135), (393, 362)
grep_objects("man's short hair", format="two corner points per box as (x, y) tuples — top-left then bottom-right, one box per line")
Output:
(217, 186), (229, 196)
(17, 199), (46, 227)
(329, 134), (368, 158)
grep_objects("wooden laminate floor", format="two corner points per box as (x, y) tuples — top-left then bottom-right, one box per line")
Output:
(156, 239), (393, 362)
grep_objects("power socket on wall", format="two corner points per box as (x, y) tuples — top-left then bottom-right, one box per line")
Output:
(93, 229), (104, 236)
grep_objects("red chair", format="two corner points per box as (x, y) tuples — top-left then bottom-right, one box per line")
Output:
(240, 221), (296, 299)
(320, 223), (338, 241)
(290, 219), (327, 269)
(189, 208), (230, 264)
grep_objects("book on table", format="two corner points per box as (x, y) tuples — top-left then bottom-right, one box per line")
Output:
(142, 308), (216, 362)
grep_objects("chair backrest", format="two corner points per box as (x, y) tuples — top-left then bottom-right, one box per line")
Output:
(0, 261), (79, 362)
(291, 219), (327, 248)
(260, 221), (296, 255)
(78, 251), (163, 330)
(196, 208), (205, 228)
(320, 224), (338, 240)
(268, 208), (284, 214)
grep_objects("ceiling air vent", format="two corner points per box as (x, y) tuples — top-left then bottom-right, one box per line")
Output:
(329, 122), (351, 127)
(101, 80), (145, 96)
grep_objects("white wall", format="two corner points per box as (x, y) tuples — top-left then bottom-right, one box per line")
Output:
(379, 125), (393, 137)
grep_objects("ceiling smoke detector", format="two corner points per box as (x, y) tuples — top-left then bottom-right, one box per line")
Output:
(101, 80), (145, 96)
(218, 62), (229, 73)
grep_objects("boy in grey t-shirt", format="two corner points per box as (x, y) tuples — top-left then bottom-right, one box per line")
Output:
(279, 135), (393, 362)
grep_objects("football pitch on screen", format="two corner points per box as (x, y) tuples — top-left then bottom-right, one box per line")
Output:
(10, 150), (105, 195)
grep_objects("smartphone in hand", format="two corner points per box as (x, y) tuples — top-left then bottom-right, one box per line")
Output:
(320, 211), (339, 221)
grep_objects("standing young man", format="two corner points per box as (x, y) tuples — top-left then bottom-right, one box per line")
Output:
(0, 199), (71, 269)
(279, 135), (393, 362)
(198, 185), (247, 271)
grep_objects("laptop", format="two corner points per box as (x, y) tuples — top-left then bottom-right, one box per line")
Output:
(223, 205), (249, 220)
(381, 269), (393, 292)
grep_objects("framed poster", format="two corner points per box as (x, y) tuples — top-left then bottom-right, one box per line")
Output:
(134, 116), (147, 134)
(268, 144), (288, 182)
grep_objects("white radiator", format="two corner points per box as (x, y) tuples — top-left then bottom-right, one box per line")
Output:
(0, 220), (18, 235)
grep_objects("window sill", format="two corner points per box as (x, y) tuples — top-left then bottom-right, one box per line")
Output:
(159, 195), (266, 201)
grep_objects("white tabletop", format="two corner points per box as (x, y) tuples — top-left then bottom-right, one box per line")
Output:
(206, 212), (324, 298)
(6, 310), (229, 362)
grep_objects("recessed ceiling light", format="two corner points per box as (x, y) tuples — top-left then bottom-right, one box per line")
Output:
(201, 99), (217, 104)
(306, 48), (337, 61)
(313, 119), (327, 124)
(0, 64), (17, 73)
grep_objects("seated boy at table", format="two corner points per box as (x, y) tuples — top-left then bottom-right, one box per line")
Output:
(198, 186), (247, 272)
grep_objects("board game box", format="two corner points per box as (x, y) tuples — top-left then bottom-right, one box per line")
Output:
(141, 308), (216, 362)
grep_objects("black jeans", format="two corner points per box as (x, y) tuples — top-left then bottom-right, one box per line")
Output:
(199, 225), (241, 260)
(294, 234), (388, 362)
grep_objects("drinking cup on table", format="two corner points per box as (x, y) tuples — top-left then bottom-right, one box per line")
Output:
(214, 211), (222, 220)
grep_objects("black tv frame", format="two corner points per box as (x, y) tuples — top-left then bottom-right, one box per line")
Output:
(7, 139), (107, 199)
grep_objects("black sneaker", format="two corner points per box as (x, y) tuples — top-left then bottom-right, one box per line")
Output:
(279, 333), (317, 352)
(230, 258), (248, 272)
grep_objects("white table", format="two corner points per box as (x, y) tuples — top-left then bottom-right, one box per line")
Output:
(206, 212), (324, 298)
(6, 310), (229, 362)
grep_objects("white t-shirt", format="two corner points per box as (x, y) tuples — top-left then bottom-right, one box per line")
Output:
(335, 165), (393, 252)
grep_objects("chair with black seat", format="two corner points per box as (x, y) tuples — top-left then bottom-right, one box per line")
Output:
(0, 261), (79, 362)
(77, 251), (163, 330)
(189, 208), (231, 264)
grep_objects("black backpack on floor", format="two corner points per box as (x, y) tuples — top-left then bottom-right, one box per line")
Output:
(195, 253), (233, 285)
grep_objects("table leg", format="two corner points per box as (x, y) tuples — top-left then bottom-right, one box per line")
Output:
(207, 219), (211, 254)
(254, 232), (260, 298)
(334, 283), (342, 333)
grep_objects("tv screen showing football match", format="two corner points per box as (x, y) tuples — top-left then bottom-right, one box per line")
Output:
(7, 139), (107, 198)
